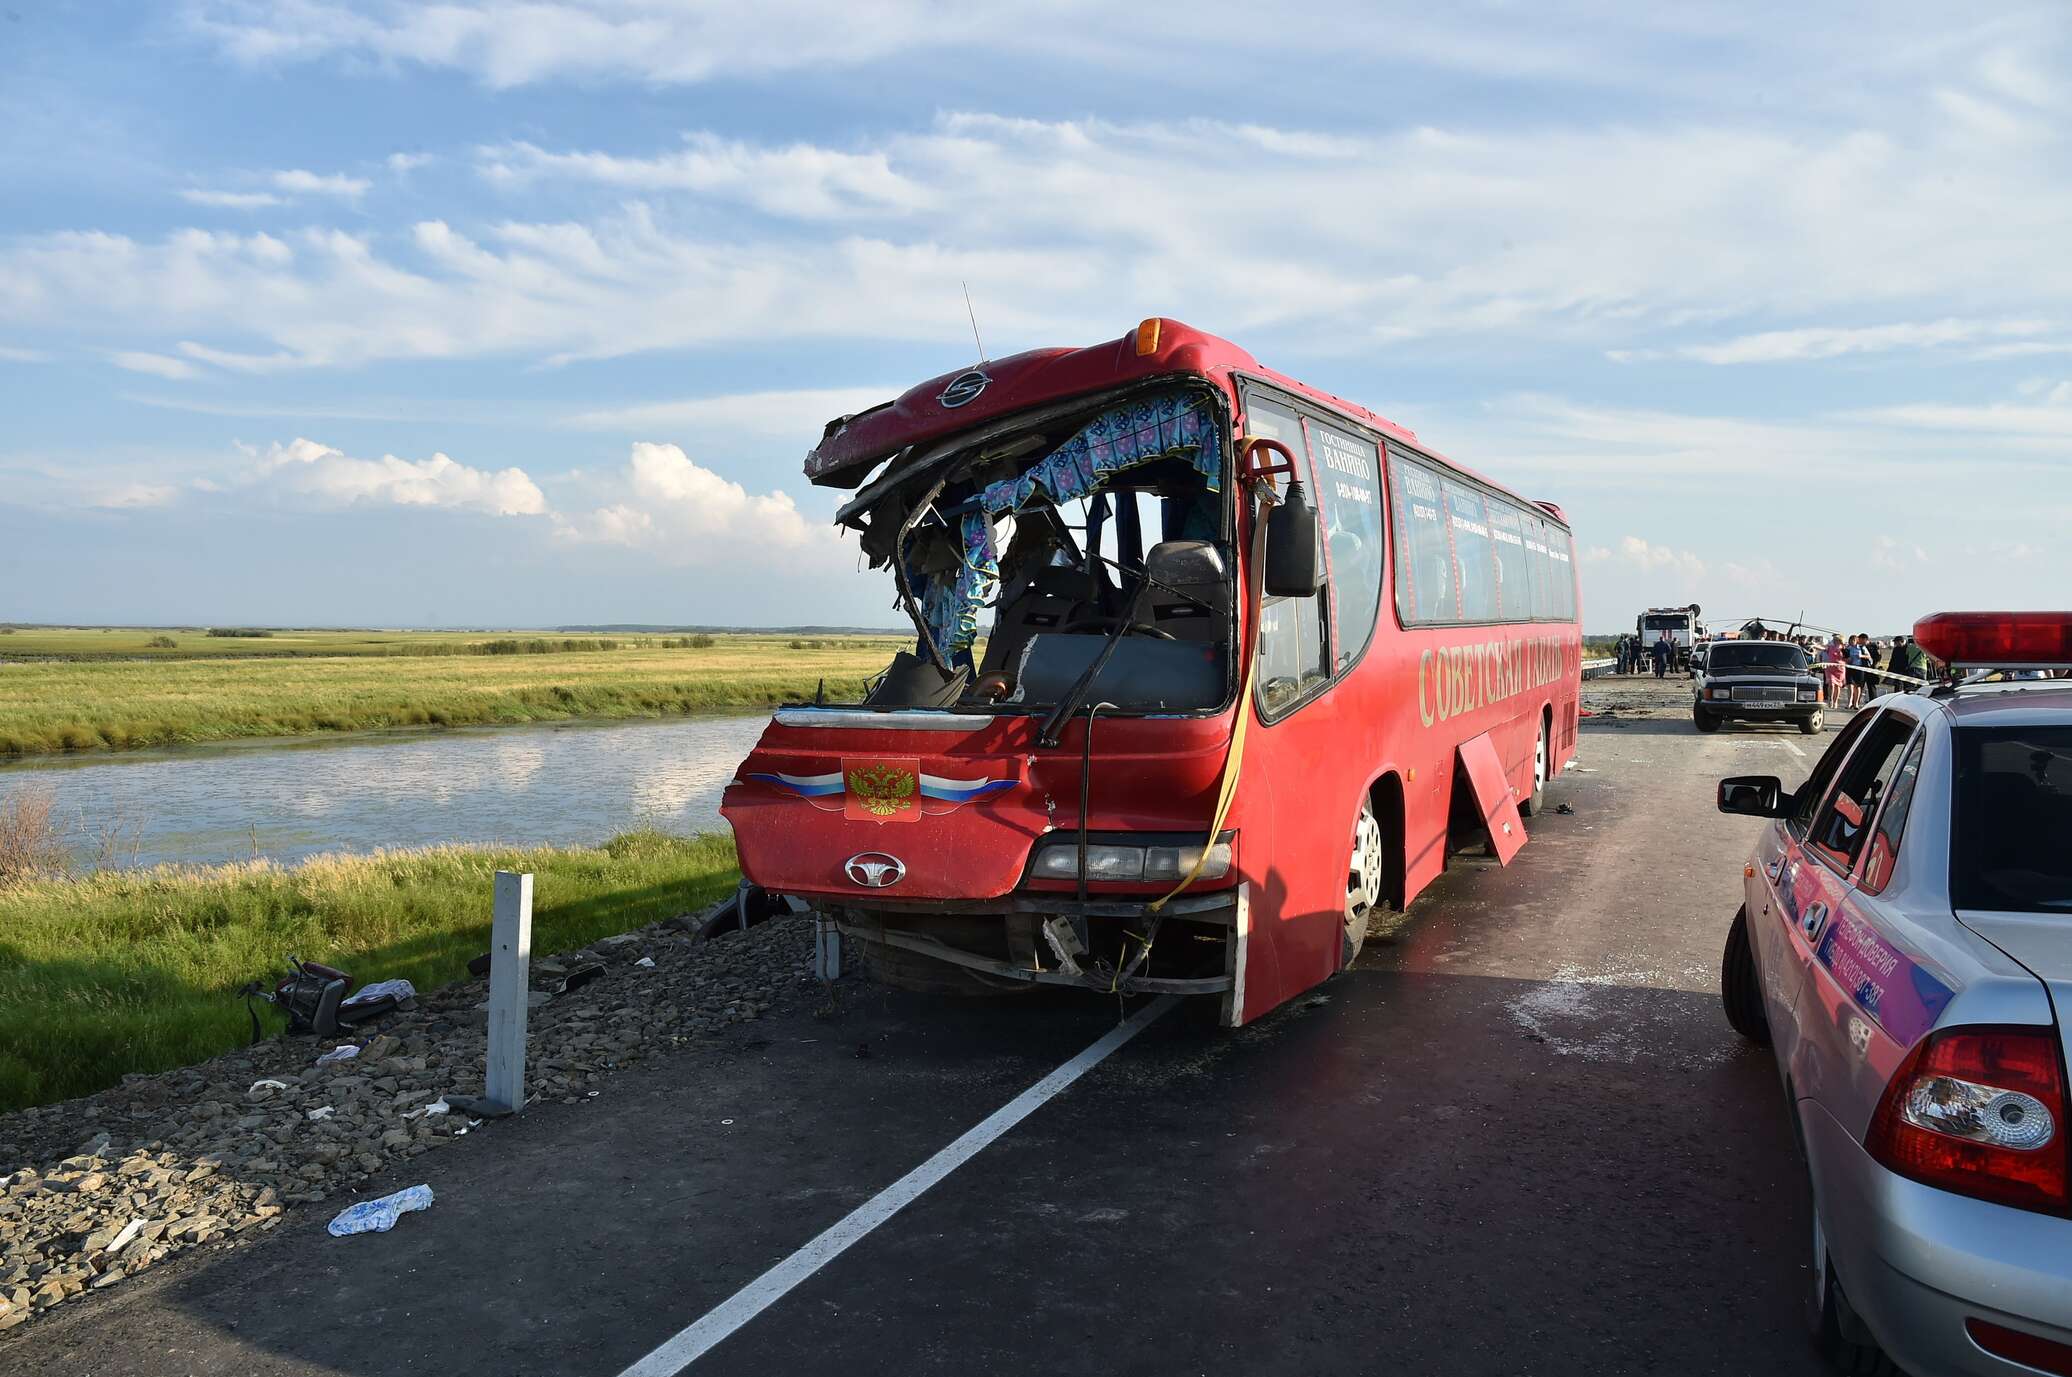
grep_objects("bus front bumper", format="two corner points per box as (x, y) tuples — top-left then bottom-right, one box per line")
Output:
(822, 887), (1243, 998)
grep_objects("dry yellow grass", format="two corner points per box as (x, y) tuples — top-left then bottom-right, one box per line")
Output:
(0, 634), (902, 755)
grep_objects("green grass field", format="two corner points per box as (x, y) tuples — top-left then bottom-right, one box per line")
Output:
(0, 630), (902, 755)
(0, 830), (742, 1112)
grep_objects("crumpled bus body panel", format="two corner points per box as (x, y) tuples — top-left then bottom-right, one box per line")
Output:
(722, 711), (1234, 904)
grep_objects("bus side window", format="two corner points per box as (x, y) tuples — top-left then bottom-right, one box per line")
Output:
(1247, 396), (1330, 715)
(1389, 454), (1456, 623)
(1309, 419), (1384, 667)
(1487, 502), (1533, 622)
(1442, 480), (1498, 623)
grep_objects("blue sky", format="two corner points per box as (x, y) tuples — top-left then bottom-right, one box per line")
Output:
(2, 1), (2068, 632)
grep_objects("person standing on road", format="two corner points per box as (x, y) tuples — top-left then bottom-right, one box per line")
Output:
(1652, 632), (1672, 679)
(1861, 635), (1884, 702)
(1821, 634), (1848, 706)
(1615, 635), (1630, 675)
(1843, 633), (1868, 710)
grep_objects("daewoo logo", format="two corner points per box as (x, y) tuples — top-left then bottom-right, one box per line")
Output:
(844, 852), (906, 888)
(937, 370), (990, 409)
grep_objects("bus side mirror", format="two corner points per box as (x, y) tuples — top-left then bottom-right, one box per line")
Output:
(1717, 775), (1789, 818)
(1263, 480), (1323, 598)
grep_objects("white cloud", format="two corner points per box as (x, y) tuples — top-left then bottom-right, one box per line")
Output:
(12, 78), (2072, 372)
(89, 482), (180, 509)
(1665, 318), (2052, 365)
(270, 168), (369, 198)
(178, 341), (305, 373)
(1613, 535), (1706, 581)
(554, 441), (843, 565)
(0, 345), (48, 363)
(179, 188), (285, 210)
(386, 151), (433, 173)
(254, 437), (547, 515)
(109, 350), (203, 380)
(479, 137), (925, 219)
(564, 386), (899, 436)
(1870, 536), (1930, 575)
(1847, 401), (2072, 438)
(187, 0), (1041, 87)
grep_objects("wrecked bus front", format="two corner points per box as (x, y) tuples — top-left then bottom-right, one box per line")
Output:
(723, 317), (1584, 1027)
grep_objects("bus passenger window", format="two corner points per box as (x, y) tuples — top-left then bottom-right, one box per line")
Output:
(1443, 481), (1498, 623)
(1309, 420), (1384, 667)
(1487, 502), (1533, 621)
(1389, 455), (1457, 623)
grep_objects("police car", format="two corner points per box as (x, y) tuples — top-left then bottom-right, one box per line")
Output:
(1716, 611), (2072, 1377)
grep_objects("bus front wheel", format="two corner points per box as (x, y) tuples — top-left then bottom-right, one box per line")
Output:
(1344, 799), (1384, 968)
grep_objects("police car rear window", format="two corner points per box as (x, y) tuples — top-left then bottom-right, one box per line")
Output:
(1952, 726), (2072, 914)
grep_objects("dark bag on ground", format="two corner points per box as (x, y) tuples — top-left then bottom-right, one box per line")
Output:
(242, 957), (410, 1040)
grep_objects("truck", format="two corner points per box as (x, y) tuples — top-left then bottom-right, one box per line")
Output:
(1636, 605), (1702, 670)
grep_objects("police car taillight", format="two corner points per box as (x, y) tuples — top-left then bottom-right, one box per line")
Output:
(1866, 1026), (2069, 1215)
(1912, 611), (2072, 670)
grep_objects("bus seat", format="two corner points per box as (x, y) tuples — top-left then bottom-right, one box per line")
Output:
(1142, 539), (1229, 642)
(978, 564), (1097, 677)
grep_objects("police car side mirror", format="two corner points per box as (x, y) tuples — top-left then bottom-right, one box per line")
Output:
(1717, 775), (1789, 818)
(1263, 480), (1323, 599)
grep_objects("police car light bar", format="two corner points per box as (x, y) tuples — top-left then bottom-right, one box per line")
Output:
(1913, 611), (2072, 670)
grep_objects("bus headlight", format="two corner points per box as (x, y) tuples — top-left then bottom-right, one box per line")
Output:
(1031, 839), (1232, 883)
(1033, 844), (1143, 882)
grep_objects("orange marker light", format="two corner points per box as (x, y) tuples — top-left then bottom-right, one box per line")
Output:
(1745, 864), (1756, 878)
(1135, 317), (1162, 356)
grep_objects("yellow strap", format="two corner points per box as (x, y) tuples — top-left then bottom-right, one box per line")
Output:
(1148, 482), (1272, 912)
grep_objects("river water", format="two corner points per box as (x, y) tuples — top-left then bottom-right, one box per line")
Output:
(0, 713), (775, 868)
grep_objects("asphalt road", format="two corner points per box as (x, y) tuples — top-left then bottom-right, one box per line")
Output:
(11, 683), (1850, 1377)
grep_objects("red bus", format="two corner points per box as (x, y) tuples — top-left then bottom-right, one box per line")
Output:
(722, 318), (1582, 1024)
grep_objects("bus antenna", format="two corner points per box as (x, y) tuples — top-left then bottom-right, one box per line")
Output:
(962, 281), (987, 364)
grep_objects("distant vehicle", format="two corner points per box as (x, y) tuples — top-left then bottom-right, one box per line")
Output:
(1715, 610), (2072, 1376)
(1693, 639), (1824, 734)
(723, 317), (1584, 1026)
(1638, 605), (1702, 669)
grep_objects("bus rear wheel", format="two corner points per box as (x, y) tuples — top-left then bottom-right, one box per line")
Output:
(1519, 717), (1549, 816)
(1344, 799), (1384, 968)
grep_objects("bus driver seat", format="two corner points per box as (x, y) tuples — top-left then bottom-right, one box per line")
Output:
(1141, 539), (1229, 642)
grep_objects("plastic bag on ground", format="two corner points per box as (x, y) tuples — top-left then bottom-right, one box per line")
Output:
(343, 978), (416, 1008)
(327, 1184), (434, 1237)
(316, 1045), (360, 1065)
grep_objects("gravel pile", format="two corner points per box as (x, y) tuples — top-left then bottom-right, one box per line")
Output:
(0, 911), (816, 1333)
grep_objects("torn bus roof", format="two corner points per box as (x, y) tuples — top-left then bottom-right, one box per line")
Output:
(804, 320), (1262, 489)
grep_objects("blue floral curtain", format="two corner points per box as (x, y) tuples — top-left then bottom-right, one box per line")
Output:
(920, 393), (1221, 666)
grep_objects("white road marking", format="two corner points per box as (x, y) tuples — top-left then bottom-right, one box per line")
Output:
(1781, 740), (1806, 758)
(616, 995), (1180, 1376)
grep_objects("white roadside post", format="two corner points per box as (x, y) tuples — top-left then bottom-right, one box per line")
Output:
(814, 913), (841, 982)
(486, 870), (533, 1114)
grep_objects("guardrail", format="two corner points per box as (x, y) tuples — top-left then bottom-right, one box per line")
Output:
(1581, 657), (1616, 680)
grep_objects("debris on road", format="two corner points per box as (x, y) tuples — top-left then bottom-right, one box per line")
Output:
(0, 909), (815, 1332)
(326, 1184), (434, 1238)
(315, 1046), (359, 1066)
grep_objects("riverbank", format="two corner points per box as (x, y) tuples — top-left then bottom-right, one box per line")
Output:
(0, 830), (742, 1112)
(0, 635), (898, 756)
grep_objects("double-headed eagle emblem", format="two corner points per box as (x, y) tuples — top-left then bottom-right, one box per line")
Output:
(846, 763), (917, 818)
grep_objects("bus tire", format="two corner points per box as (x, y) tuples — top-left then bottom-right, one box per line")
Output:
(1693, 704), (1721, 733)
(1344, 798), (1384, 968)
(1721, 906), (1770, 1045)
(1519, 717), (1549, 817)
